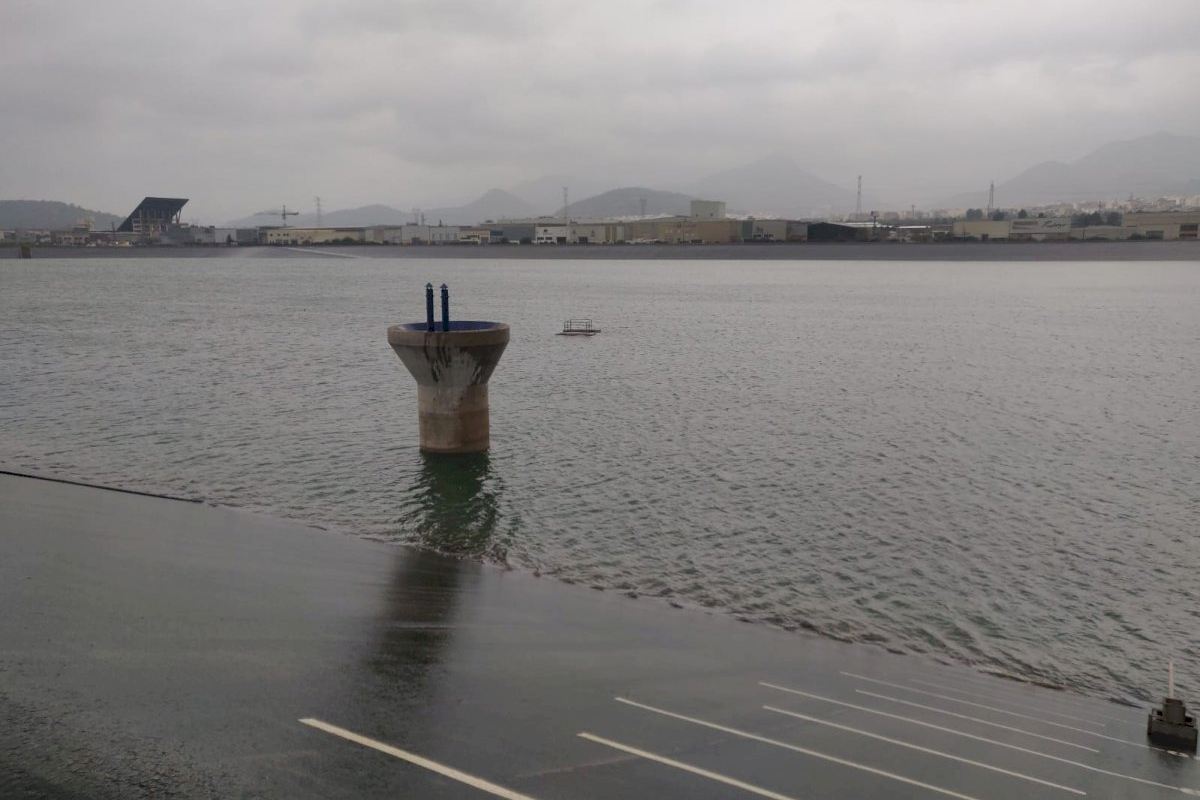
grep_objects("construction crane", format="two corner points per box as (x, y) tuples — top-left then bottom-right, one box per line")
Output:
(257, 205), (300, 226)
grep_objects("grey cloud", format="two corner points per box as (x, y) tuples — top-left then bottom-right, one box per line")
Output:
(1, 0), (1197, 221)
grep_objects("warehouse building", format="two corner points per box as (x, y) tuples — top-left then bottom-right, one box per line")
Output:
(263, 227), (366, 245)
(951, 219), (1011, 241)
(744, 219), (789, 241)
(1123, 211), (1200, 240)
(1008, 217), (1070, 242)
(810, 221), (890, 242)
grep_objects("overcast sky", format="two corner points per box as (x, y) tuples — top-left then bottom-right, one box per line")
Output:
(3, 0), (1198, 222)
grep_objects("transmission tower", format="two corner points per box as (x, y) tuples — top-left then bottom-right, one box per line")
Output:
(314, 196), (323, 226)
(856, 175), (863, 218)
(987, 181), (995, 216)
(640, 196), (647, 217)
(562, 186), (569, 224)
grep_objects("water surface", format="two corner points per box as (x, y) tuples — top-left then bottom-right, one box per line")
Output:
(2, 255), (1197, 703)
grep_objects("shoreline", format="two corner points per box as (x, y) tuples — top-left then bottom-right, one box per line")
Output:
(1, 468), (1175, 798)
(0, 465), (1122, 704)
(6, 239), (1200, 261)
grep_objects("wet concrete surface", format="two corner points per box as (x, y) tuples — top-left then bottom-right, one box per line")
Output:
(1, 471), (1195, 798)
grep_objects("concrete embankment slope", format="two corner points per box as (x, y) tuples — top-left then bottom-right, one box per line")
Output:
(0, 472), (1192, 798)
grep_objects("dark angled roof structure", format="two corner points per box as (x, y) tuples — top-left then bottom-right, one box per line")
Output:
(117, 197), (188, 233)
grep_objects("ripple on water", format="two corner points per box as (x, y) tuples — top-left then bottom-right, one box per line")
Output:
(2, 256), (1198, 704)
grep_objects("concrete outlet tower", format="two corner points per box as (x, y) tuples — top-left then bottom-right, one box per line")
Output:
(387, 284), (510, 453)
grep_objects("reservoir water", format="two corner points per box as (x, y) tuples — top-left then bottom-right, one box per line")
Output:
(2, 255), (1197, 704)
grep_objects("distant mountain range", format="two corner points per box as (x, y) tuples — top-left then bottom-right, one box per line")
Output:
(0, 200), (123, 231)
(944, 132), (1200, 208)
(221, 133), (1200, 226)
(558, 187), (695, 218)
(17, 132), (1194, 232)
(508, 174), (609, 213)
(226, 188), (535, 228)
(682, 155), (871, 218)
(431, 189), (534, 224)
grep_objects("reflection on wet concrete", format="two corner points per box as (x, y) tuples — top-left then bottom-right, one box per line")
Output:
(366, 548), (466, 682)
(366, 453), (503, 691)
(396, 452), (507, 560)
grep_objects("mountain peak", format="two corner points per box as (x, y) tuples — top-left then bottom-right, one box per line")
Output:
(688, 158), (860, 217)
(558, 186), (693, 218)
(944, 131), (1200, 207)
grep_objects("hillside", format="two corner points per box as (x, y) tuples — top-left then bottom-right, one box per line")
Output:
(225, 204), (413, 228)
(509, 175), (607, 215)
(686, 156), (864, 218)
(945, 132), (1200, 207)
(0, 200), (123, 231)
(226, 190), (534, 229)
(424, 189), (535, 225)
(557, 186), (694, 218)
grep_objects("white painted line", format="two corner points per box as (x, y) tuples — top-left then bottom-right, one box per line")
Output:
(758, 683), (1200, 796)
(841, 672), (1113, 736)
(761, 705), (1086, 795)
(853, 689), (1098, 752)
(916, 674), (1134, 724)
(762, 683), (1093, 762)
(613, 697), (985, 800)
(926, 676), (1132, 724)
(908, 678), (1110, 726)
(299, 718), (538, 800)
(924, 670), (1119, 704)
(577, 733), (803, 800)
(925, 669), (1071, 694)
(843, 672), (1177, 752)
(281, 246), (359, 258)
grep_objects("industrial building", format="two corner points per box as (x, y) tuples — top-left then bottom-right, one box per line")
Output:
(116, 197), (188, 236)
(623, 217), (741, 244)
(21, 187), (1199, 250)
(950, 213), (1200, 242)
(1009, 217), (1071, 242)
(263, 227), (367, 245)
(952, 217), (1071, 241)
(689, 199), (726, 220)
(745, 219), (789, 241)
(1068, 225), (1130, 241)
(458, 226), (494, 244)
(569, 222), (626, 244)
(534, 225), (568, 244)
(808, 221), (885, 242)
(1123, 211), (1200, 240)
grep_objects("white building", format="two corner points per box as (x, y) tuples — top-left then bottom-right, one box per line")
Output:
(690, 199), (726, 219)
(534, 225), (568, 244)
(458, 226), (493, 244)
(1008, 217), (1070, 241)
(376, 225), (425, 244)
(569, 222), (625, 244)
(427, 225), (460, 243)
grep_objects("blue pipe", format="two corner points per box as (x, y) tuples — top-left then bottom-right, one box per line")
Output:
(440, 284), (450, 332)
